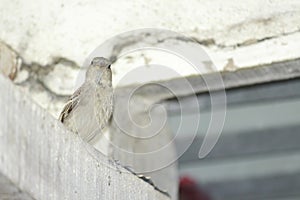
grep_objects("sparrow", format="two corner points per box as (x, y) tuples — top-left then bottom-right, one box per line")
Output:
(59, 57), (113, 142)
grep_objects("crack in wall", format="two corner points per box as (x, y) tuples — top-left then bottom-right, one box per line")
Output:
(1, 20), (299, 117)
(192, 29), (300, 49)
(17, 61), (77, 97)
(106, 27), (300, 64)
(236, 29), (300, 47)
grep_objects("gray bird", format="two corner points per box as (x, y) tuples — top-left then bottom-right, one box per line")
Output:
(59, 57), (113, 142)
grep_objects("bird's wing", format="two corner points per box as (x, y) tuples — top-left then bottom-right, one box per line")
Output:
(59, 86), (82, 123)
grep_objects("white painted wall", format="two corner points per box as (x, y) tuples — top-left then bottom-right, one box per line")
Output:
(0, 0), (299, 86)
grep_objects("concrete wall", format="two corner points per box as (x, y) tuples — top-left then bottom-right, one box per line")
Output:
(0, 0), (299, 71)
(0, 74), (169, 200)
(0, 0), (299, 116)
(0, 171), (34, 200)
(0, 1), (299, 199)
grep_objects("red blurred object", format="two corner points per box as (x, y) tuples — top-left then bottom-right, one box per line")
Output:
(179, 176), (211, 200)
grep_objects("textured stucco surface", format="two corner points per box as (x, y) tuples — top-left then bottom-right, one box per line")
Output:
(0, 0), (299, 78)
(0, 1), (299, 115)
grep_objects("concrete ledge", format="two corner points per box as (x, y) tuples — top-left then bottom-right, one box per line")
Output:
(0, 170), (34, 200)
(0, 74), (169, 200)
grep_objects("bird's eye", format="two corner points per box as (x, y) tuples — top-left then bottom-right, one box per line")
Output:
(108, 65), (111, 69)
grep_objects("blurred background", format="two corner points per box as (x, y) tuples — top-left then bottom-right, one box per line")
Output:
(0, 0), (300, 200)
(168, 65), (300, 199)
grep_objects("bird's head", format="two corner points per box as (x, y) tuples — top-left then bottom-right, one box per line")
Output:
(86, 57), (112, 87)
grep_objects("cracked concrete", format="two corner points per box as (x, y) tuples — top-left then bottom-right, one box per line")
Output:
(0, 41), (21, 81)
(0, 0), (299, 91)
(0, 41), (79, 117)
(0, 0), (299, 122)
(0, 0), (299, 66)
(0, 2), (300, 199)
(204, 10), (300, 48)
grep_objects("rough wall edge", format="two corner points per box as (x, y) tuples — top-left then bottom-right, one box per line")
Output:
(0, 75), (169, 200)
